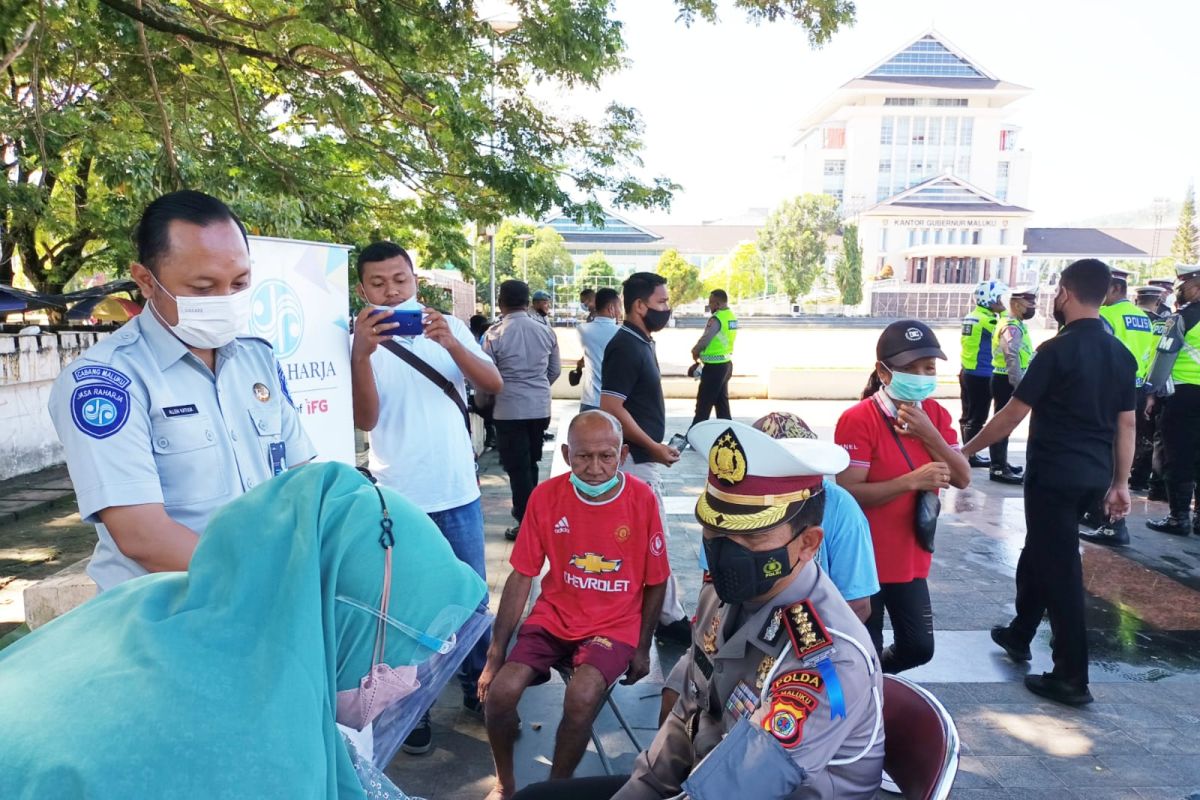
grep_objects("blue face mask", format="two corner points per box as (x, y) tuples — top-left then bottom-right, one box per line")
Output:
(570, 472), (620, 498)
(884, 365), (937, 403)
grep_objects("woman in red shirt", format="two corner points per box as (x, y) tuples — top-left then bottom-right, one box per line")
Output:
(834, 320), (971, 673)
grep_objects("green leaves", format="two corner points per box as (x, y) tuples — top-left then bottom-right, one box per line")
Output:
(758, 194), (841, 300)
(834, 222), (862, 306)
(657, 248), (703, 307)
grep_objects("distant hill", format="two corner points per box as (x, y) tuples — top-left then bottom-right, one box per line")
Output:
(1065, 201), (1182, 229)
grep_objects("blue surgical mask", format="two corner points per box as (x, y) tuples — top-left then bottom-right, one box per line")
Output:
(570, 472), (620, 498)
(883, 365), (937, 403)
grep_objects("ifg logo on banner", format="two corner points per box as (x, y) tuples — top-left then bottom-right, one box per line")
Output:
(251, 280), (304, 358)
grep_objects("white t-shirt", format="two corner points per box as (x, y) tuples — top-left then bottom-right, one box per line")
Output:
(365, 314), (494, 513)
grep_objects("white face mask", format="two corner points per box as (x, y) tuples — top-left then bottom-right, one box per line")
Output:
(151, 273), (252, 349)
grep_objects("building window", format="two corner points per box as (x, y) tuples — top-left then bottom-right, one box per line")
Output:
(960, 117), (974, 145)
(945, 119), (958, 147)
(999, 128), (1016, 151)
(928, 118), (942, 147)
(934, 98), (969, 107)
(972, 230), (981, 245)
(884, 97), (917, 106)
(879, 159), (892, 173)
(827, 189), (844, 204)
(999, 227), (1009, 245)
(823, 126), (846, 149)
(880, 228), (888, 249)
(956, 155), (970, 175)
(911, 118), (926, 145)
(996, 161), (1010, 201)
(896, 117), (910, 143)
(823, 160), (846, 176)
(880, 117), (894, 145)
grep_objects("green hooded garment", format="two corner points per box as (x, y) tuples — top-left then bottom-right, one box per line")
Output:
(0, 462), (486, 798)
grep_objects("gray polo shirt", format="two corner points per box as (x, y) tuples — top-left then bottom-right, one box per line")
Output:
(483, 310), (561, 421)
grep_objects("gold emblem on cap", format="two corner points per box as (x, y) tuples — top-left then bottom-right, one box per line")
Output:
(253, 383), (271, 402)
(709, 430), (747, 486)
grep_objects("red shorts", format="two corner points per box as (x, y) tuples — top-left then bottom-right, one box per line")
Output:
(507, 625), (636, 687)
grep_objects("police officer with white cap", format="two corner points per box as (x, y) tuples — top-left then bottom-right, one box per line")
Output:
(1146, 264), (1200, 536)
(48, 191), (315, 591)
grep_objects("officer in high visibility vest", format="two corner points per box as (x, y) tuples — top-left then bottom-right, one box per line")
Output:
(1131, 286), (1169, 498)
(690, 289), (738, 427)
(1149, 278), (1175, 316)
(1146, 264), (1200, 536)
(1081, 269), (1156, 546)
(960, 280), (1007, 468)
(988, 287), (1037, 484)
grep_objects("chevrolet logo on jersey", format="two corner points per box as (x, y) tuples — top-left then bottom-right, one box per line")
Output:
(569, 553), (622, 574)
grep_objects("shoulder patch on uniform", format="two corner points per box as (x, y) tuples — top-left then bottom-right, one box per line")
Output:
(769, 669), (825, 697)
(763, 694), (811, 749)
(782, 600), (835, 665)
(72, 365), (131, 389)
(70, 383), (130, 439)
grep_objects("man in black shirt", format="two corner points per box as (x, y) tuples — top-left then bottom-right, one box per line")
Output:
(963, 259), (1136, 706)
(601, 272), (690, 643)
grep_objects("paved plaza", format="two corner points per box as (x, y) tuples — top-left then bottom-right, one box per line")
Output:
(3, 398), (1200, 798)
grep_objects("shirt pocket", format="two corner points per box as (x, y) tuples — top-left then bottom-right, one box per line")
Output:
(248, 406), (283, 471)
(150, 414), (225, 507)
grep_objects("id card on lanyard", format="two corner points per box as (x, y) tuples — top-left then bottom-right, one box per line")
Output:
(269, 442), (287, 476)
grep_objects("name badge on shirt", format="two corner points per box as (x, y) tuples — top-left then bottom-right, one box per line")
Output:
(163, 404), (199, 418)
(269, 442), (287, 476)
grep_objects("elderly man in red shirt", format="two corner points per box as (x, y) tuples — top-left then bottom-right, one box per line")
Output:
(479, 410), (670, 800)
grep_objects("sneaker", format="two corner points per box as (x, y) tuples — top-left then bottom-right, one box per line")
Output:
(655, 617), (693, 645)
(1079, 521), (1130, 547)
(402, 712), (433, 755)
(989, 466), (1023, 485)
(504, 525), (519, 542)
(990, 625), (1032, 662)
(1147, 515), (1191, 536)
(1024, 673), (1093, 706)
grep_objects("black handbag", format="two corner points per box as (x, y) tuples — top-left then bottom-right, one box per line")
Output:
(879, 405), (941, 553)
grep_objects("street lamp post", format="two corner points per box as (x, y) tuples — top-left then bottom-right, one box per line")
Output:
(516, 233), (533, 282)
(485, 15), (520, 320)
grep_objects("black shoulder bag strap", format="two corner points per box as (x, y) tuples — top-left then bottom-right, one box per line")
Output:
(875, 401), (916, 470)
(379, 339), (471, 433)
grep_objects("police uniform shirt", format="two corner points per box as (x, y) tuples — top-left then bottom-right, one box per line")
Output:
(49, 311), (316, 590)
(1013, 317), (1136, 488)
(614, 560), (884, 800)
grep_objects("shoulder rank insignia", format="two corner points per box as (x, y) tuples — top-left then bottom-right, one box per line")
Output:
(702, 614), (720, 654)
(782, 600), (835, 665)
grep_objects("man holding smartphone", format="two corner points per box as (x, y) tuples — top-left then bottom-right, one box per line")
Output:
(600, 272), (691, 643)
(350, 241), (503, 751)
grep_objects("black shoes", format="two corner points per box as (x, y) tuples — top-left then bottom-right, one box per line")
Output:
(504, 524), (520, 541)
(990, 625), (1032, 662)
(1024, 673), (1093, 706)
(402, 711), (433, 755)
(968, 454), (991, 469)
(990, 466), (1024, 485)
(655, 617), (693, 645)
(1079, 519), (1130, 547)
(1147, 515), (1191, 536)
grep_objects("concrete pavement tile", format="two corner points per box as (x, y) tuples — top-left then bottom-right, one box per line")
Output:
(952, 754), (1001, 787)
(1038, 756), (1124, 786)
(1005, 788), (1081, 799)
(1133, 788), (1200, 800)
(1119, 726), (1200, 755)
(943, 790), (1005, 799)
(1099, 755), (1200, 787)
(1067, 789), (1144, 800)
(955, 723), (1042, 756)
(976, 755), (1068, 788)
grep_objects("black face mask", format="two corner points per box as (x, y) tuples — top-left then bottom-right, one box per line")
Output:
(703, 532), (801, 604)
(1021, 305), (1037, 320)
(643, 307), (672, 332)
(1052, 292), (1066, 326)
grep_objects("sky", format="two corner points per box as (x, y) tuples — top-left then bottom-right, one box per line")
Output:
(531, 0), (1200, 227)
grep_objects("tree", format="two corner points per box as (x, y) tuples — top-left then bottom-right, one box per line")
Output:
(834, 223), (863, 306)
(579, 251), (616, 283)
(2, 2), (853, 301)
(704, 242), (764, 300)
(758, 194), (841, 300)
(657, 248), (703, 307)
(523, 227), (575, 291)
(1171, 184), (1199, 264)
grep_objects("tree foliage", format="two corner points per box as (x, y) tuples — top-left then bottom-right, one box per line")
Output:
(1171, 183), (1199, 265)
(1, 0), (853, 300)
(704, 241), (764, 300)
(758, 194), (841, 300)
(834, 222), (862, 306)
(579, 251), (615, 283)
(657, 248), (703, 307)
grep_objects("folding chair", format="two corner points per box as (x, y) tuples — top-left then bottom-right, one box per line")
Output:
(881, 674), (960, 800)
(552, 665), (643, 775)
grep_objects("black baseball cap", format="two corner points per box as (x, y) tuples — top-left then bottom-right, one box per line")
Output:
(877, 320), (947, 367)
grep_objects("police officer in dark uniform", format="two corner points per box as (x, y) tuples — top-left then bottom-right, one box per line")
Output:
(1146, 264), (1200, 536)
(963, 259), (1136, 706)
(1149, 278), (1175, 317)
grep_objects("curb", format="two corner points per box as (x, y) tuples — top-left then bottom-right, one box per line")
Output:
(0, 493), (76, 526)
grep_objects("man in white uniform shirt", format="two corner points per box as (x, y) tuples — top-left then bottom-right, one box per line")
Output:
(350, 241), (503, 753)
(577, 287), (621, 412)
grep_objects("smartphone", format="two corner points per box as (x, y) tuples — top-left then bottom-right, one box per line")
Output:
(667, 433), (688, 452)
(378, 308), (424, 336)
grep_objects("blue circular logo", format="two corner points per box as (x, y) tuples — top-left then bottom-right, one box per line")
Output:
(250, 280), (304, 358)
(71, 384), (130, 439)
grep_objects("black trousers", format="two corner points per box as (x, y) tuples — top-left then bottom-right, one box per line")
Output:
(865, 578), (934, 674)
(1130, 391), (1157, 487)
(512, 776), (628, 800)
(692, 360), (733, 427)
(1161, 384), (1200, 518)
(1010, 482), (1105, 687)
(989, 374), (1016, 467)
(959, 371), (993, 445)
(495, 417), (550, 523)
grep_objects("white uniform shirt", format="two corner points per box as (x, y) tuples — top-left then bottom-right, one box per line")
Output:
(48, 311), (316, 591)
(577, 316), (619, 408)
(365, 314), (493, 513)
